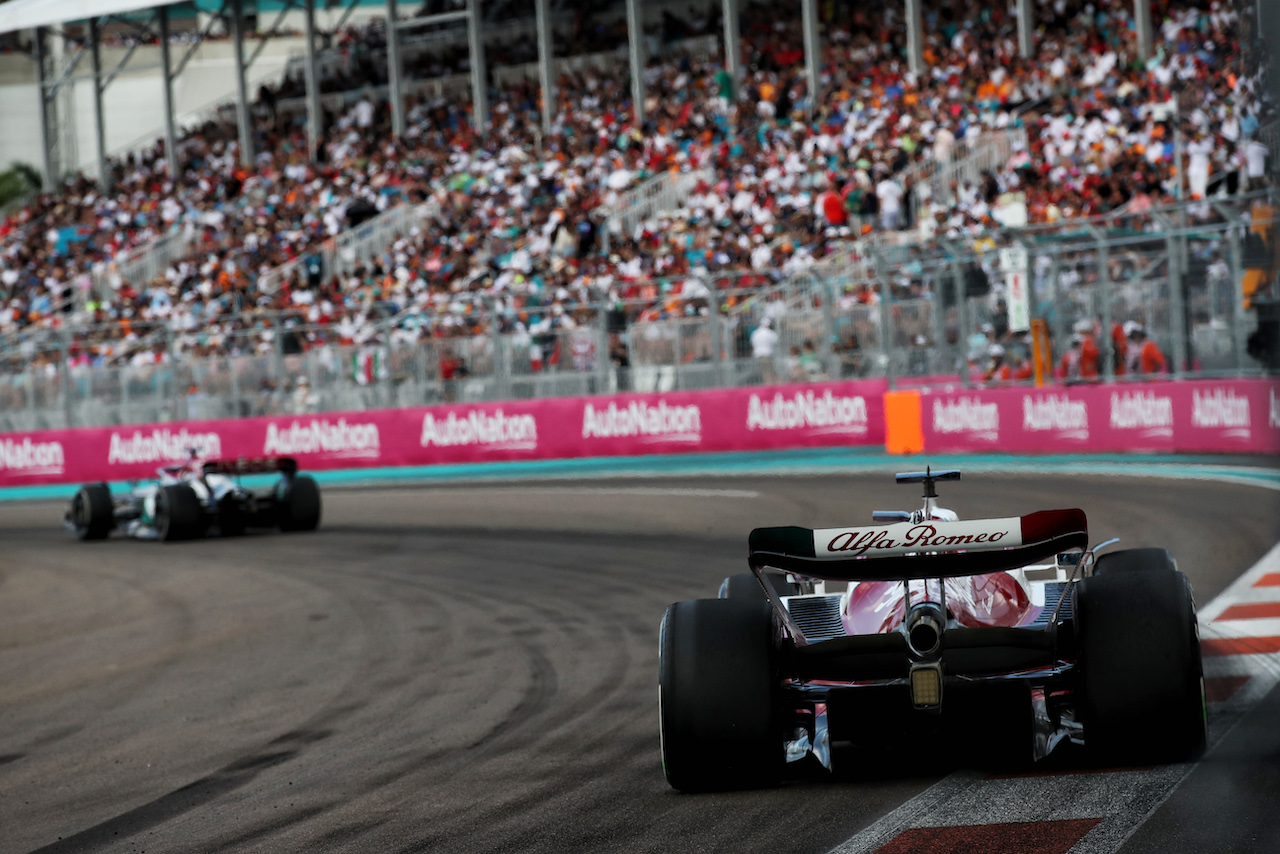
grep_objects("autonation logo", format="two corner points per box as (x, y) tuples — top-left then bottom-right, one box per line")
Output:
(1023, 395), (1089, 439)
(264, 418), (380, 458)
(0, 437), (65, 476)
(582, 400), (701, 442)
(1110, 391), (1174, 437)
(108, 428), (223, 464)
(932, 397), (999, 441)
(747, 390), (868, 434)
(420, 409), (538, 449)
(1191, 388), (1251, 439)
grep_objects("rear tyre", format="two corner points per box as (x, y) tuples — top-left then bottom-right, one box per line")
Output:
(157, 484), (205, 542)
(277, 475), (322, 532)
(1074, 558), (1206, 764)
(72, 483), (113, 541)
(659, 597), (783, 792)
(719, 571), (800, 601)
(1093, 547), (1176, 577)
(218, 495), (246, 537)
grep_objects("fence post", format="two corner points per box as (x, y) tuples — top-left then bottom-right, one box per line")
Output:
(1212, 201), (1250, 374)
(595, 300), (610, 396)
(870, 245), (896, 389)
(1154, 212), (1187, 378)
(942, 240), (972, 388)
(1087, 224), (1115, 383)
(61, 327), (75, 428)
(381, 315), (395, 410)
(817, 273), (838, 380)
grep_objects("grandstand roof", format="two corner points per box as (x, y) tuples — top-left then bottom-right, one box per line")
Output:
(0, 0), (185, 35)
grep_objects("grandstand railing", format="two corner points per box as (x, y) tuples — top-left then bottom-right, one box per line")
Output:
(601, 167), (716, 243)
(2, 192), (1274, 432)
(254, 200), (430, 294)
(91, 227), (196, 303)
(903, 127), (1029, 225)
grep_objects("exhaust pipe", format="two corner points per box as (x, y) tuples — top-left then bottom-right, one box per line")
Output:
(905, 602), (946, 659)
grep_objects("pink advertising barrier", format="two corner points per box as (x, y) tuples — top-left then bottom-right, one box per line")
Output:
(922, 378), (1280, 455)
(0, 379), (889, 488)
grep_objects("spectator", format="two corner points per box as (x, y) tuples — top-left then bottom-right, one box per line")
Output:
(751, 317), (779, 384)
(1126, 323), (1168, 376)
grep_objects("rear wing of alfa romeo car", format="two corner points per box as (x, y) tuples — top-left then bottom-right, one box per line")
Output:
(203, 457), (300, 477)
(749, 509), (1088, 581)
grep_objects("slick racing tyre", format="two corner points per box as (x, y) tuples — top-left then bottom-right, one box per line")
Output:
(72, 483), (114, 541)
(217, 495), (246, 537)
(659, 597), (783, 792)
(276, 475), (322, 532)
(719, 571), (800, 601)
(1093, 547), (1177, 577)
(157, 483), (205, 542)
(1074, 563), (1206, 764)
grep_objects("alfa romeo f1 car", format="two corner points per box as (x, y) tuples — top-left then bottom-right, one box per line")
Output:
(658, 469), (1206, 791)
(66, 451), (322, 541)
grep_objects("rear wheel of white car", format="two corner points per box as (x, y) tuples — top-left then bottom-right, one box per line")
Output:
(659, 597), (782, 792)
(277, 475), (322, 532)
(218, 495), (246, 537)
(157, 484), (205, 542)
(72, 483), (113, 541)
(1074, 558), (1206, 764)
(720, 571), (800, 601)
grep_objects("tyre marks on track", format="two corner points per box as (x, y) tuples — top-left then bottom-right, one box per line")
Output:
(828, 539), (1280, 854)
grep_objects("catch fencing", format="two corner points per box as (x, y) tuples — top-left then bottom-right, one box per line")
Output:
(1, 193), (1275, 433)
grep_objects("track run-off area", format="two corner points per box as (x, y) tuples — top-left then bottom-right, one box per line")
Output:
(2, 454), (1279, 854)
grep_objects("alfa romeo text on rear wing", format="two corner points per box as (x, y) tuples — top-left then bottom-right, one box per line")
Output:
(749, 509), (1088, 581)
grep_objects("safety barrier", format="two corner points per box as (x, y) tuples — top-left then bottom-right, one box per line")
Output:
(0, 378), (887, 487)
(1, 377), (1275, 489)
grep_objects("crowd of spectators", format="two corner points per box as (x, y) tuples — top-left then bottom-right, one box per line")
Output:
(0, 0), (1272, 390)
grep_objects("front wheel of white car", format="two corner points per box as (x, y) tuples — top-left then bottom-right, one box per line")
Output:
(659, 597), (782, 792)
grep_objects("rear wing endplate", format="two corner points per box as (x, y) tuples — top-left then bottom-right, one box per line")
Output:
(749, 509), (1088, 581)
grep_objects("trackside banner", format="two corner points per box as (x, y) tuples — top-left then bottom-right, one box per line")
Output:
(921, 379), (1280, 455)
(0, 380), (888, 487)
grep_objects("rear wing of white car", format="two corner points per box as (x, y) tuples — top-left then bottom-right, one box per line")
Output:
(749, 509), (1088, 581)
(202, 457), (300, 477)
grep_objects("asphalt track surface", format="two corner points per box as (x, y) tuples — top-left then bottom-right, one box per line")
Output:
(2, 471), (1279, 854)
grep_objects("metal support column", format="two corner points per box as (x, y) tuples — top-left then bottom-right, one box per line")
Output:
(304, 0), (322, 160)
(536, 0), (555, 136)
(1016, 0), (1034, 59)
(1089, 225), (1115, 382)
(1213, 204), (1249, 372)
(467, 0), (489, 135)
(33, 27), (56, 187)
(229, 0), (254, 167)
(801, 0), (820, 116)
(626, 0), (645, 124)
(387, 0), (405, 138)
(158, 7), (179, 182)
(945, 243), (973, 387)
(871, 246), (896, 388)
(722, 0), (740, 93)
(1134, 0), (1153, 60)
(904, 0), (923, 75)
(88, 18), (110, 192)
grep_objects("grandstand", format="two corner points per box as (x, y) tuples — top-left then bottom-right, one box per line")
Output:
(0, 0), (1276, 431)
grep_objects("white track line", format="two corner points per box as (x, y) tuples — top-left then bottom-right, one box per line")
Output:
(435, 486), (763, 499)
(827, 541), (1280, 854)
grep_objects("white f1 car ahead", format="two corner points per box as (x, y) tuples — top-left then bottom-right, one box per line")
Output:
(66, 451), (322, 541)
(659, 468), (1206, 791)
